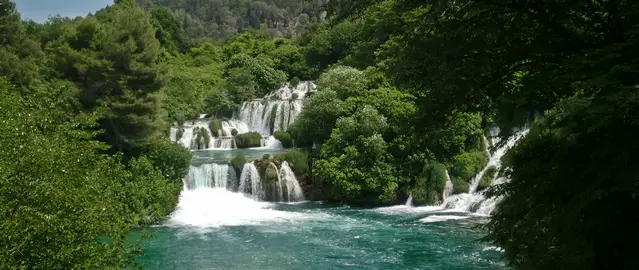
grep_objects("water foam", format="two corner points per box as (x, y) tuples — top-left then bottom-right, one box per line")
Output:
(167, 188), (308, 228)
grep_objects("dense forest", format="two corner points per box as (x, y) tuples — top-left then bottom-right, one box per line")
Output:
(1, 0), (638, 268)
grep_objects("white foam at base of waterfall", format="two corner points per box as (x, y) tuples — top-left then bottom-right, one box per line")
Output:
(442, 128), (530, 215)
(166, 188), (308, 229)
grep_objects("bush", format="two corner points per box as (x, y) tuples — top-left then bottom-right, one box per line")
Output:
(476, 165), (497, 192)
(452, 177), (470, 194)
(265, 165), (278, 182)
(145, 139), (193, 183)
(209, 119), (222, 137)
(281, 150), (309, 174)
(292, 92), (299, 100)
(231, 129), (239, 136)
(262, 154), (271, 159)
(235, 131), (262, 148)
(449, 151), (489, 183)
(287, 121), (312, 148)
(273, 131), (293, 148)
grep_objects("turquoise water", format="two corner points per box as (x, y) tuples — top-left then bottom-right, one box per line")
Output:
(137, 201), (507, 269)
(136, 149), (508, 269)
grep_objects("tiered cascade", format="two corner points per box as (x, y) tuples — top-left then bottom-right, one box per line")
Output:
(170, 81), (315, 150)
(186, 161), (305, 203)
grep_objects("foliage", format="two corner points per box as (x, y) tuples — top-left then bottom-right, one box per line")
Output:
(273, 131), (293, 148)
(227, 53), (287, 96)
(234, 131), (262, 148)
(0, 78), (134, 268)
(412, 161), (448, 205)
(449, 151), (489, 184)
(47, 2), (166, 154)
(137, 0), (327, 41)
(231, 129), (239, 136)
(314, 106), (403, 205)
(280, 150), (310, 175)
(294, 89), (352, 144)
(144, 138), (192, 183)
(317, 65), (366, 100)
(451, 178), (469, 195)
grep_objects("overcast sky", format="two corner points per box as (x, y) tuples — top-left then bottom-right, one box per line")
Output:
(14, 0), (113, 23)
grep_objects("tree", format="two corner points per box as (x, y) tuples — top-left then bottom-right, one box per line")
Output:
(47, 1), (166, 153)
(315, 106), (401, 205)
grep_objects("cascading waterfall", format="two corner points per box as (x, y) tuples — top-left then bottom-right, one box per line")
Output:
(280, 161), (305, 202)
(170, 82), (316, 151)
(185, 163), (236, 190)
(442, 128), (530, 215)
(239, 163), (263, 201)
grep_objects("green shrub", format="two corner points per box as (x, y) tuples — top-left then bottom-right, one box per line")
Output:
(262, 154), (271, 159)
(281, 150), (309, 174)
(273, 131), (293, 148)
(476, 165), (497, 192)
(235, 132), (262, 148)
(209, 119), (222, 137)
(145, 139), (192, 183)
(287, 121), (312, 148)
(449, 151), (489, 183)
(292, 93), (299, 100)
(231, 129), (239, 136)
(412, 161), (448, 205)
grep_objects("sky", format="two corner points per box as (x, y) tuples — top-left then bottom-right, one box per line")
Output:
(14, 0), (114, 23)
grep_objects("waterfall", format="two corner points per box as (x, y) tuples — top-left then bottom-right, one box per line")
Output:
(170, 81), (316, 151)
(443, 170), (454, 200)
(405, 193), (414, 206)
(239, 163), (263, 201)
(268, 162), (284, 202)
(280, 161), (304, 202)
(442, 128), (529, 215)
(185, 164), (234, 190)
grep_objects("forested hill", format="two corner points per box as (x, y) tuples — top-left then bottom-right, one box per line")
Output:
(136, 0), (327, 42)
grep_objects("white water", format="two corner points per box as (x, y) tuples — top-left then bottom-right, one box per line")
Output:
(239, 163), (263, 201)
(405, 193), (414, 206)
(442, 128), (529, 214)
(171, 82), (316, 151)
(280, 161), (305, 202)
(184, 163), (235, 189)
(443, 171), (454, 201)
(167, 188), (306, 228)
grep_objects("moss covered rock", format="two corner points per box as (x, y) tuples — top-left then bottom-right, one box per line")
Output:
(476, 165), (497, 192)
(230, 154), (247, 177)
(412, 161), (448, 205)
(209, 119), (221, 137)
(452, 178), (469, 194)
(193, 127), (211, 150)
(235, 132), (262, 148)
(273, 131), (293, 148)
